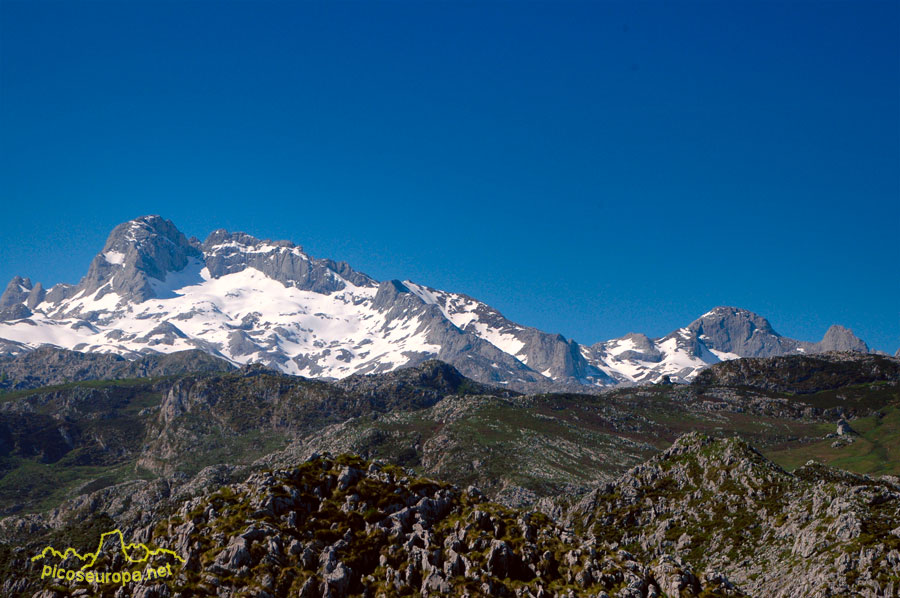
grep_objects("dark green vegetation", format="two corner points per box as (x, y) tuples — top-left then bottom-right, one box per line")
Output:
(693, 351), (900, 394)
(1, 352), (898, 515)
(0, 378), (162, 513)
(0, 350), (898, 597)
(767, 404), (900, 475)
(0, 359), (507, 513)
(282, 360), (900, 504)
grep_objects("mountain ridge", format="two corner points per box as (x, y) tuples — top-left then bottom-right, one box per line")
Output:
(0, 215), (873, 391)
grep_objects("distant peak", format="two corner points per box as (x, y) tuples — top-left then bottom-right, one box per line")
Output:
(684, 306), (788, 358)
(700, 305), (765, 319)
(693, 306), (776, 332)
(621, 332), (653, 342)
(131, 214), (165, 225)
(73, 216), (202, 304)
(104, 215), (194, 251)
(199, 227), (375, 294)
(702, 306), (740, 316)
(817, 324), (868, 353)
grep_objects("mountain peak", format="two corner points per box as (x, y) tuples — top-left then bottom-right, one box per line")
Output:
(78, 215), (202, 304)
(103, 215), (196, 252)
(687, 305), (790, 357)
(816, 324), (868, 353)
(0, 276), (30, 308)
(0, 275), (44, 319)
(693, 306), (776, 332)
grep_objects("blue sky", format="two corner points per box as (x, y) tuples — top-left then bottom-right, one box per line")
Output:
(1, 1), (898, 352)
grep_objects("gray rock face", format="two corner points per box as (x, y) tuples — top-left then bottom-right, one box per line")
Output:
(0, 303), (31, 321)
(486, 539), (513, 577)
(369, 280), (550, 388)
(0, 338), (29, 357)
(24, 281), (45, 309)
(79, 215), (203, 304)
(42, 282), (74, 305)
(202, 229), (375, 293)
(836, 419), (855, 436)
(138, 321), (189, 346)
(396, 281), (614, 387)
(0, 276), (31, 309)
(514, 330), (607, 384)
(815, 324), (869, 353)
(0, 277), (45, 320)
(214, 537), (252, 570)
(687, 306), (800, 357)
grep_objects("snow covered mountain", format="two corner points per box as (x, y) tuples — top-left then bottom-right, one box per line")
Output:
(581, 308), (868, 385)
(0, 216), (870, 390)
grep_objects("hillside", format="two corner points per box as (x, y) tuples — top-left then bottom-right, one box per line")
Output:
(1, 352), (897, 516)
(0, 352), (898, 596)
(575, 433), (900, 597)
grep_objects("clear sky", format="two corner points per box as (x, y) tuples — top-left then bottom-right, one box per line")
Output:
(1, 1), (898, 352)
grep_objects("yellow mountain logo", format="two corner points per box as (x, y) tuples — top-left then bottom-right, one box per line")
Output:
(32, 528), (185, 570)
(32, 529), (185, 587)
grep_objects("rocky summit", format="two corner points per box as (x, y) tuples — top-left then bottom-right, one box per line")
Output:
(0, 216), (876, 391)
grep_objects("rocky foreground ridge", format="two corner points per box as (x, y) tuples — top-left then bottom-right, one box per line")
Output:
(2, 433), (898, 598)
(573, 433), (900, 597)
(3, 450), (745, 598)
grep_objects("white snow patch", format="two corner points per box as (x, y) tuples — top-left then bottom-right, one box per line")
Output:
(104, 251), (125, 265)
(709, 349), (742, 362)
(605, 337), (636, 357)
